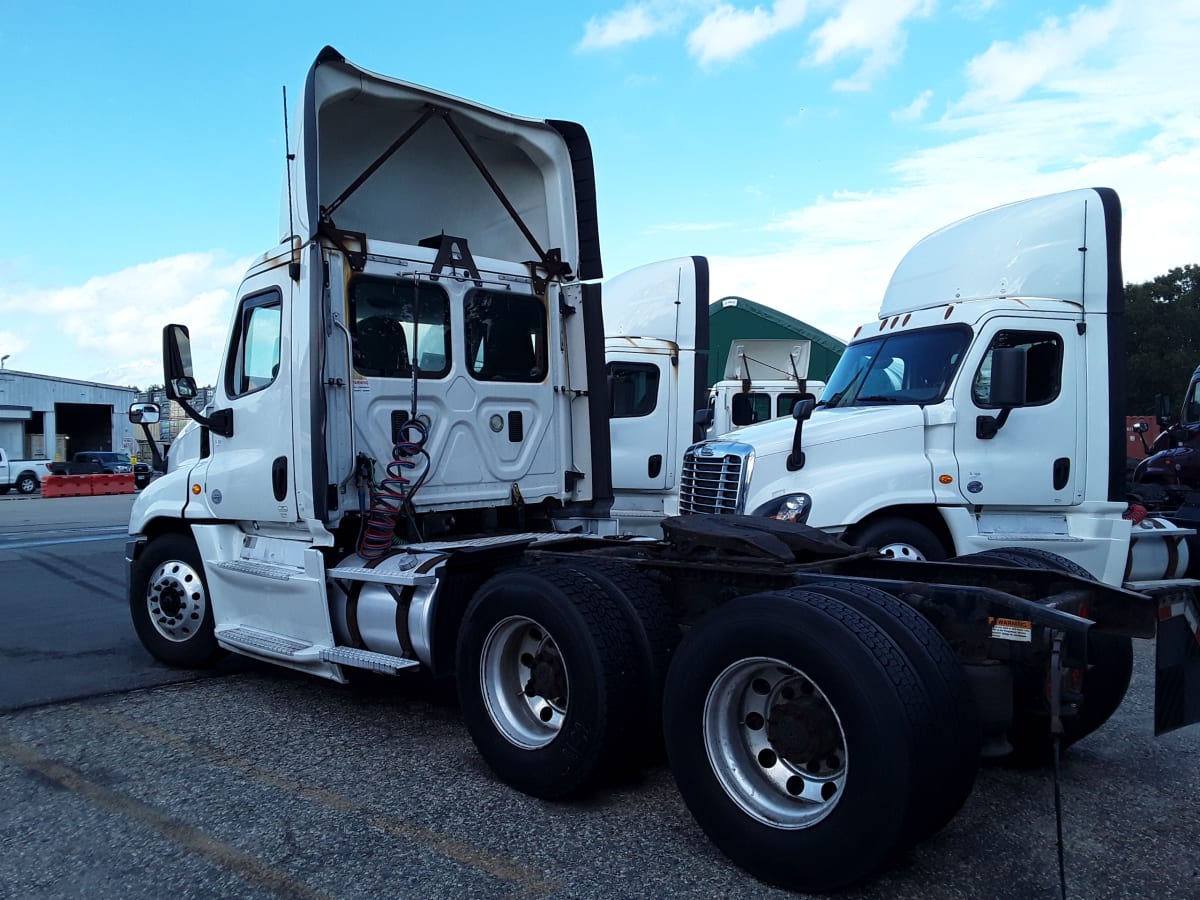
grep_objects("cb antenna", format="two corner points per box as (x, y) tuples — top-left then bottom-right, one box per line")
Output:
(283, 86), (299, 281)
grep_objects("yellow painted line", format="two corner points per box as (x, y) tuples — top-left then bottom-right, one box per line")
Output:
(0, 736), (331, 900)
(85, 707), (560, 897)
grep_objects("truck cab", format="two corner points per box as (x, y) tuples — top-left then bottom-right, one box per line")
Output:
(680, 188), (1180, 586)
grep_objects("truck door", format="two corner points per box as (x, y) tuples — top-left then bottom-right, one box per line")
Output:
(952, 318), (1083, 506)
(608, 350), (675, 491)
(192, 267), (295, 523)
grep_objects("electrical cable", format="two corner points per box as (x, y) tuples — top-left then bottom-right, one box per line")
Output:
(357, 419), (430, 559)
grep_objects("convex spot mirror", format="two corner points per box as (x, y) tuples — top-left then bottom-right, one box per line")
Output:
(129, 402), (160, 425)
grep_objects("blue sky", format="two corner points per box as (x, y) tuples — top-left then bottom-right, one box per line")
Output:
(1, 0), (1196, 387)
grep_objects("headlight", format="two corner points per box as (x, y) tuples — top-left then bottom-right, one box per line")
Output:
(752, 493), (812, 523)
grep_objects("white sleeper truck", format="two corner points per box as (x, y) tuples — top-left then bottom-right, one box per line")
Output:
(127, 51), (1200, 893)
(681, 188), (1192, 583)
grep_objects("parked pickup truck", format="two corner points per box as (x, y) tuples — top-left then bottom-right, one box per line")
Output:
(0, 448), (52, 494)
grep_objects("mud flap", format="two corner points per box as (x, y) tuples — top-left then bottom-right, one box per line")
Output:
(1154, 587), (1200, 735)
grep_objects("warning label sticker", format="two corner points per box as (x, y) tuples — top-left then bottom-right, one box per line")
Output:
(989, 617), (1033, 642)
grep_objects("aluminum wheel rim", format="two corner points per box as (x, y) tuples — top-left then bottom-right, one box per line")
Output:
(703, 656), (848, 829)
(480, 615), (568, 750)
(146, 559), (207, 643)
(877, 541), (926, 561)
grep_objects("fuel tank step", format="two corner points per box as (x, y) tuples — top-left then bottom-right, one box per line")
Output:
(320, 646), (419, 674)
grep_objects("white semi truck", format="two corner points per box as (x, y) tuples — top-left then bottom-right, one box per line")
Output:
(705, 338), (826, 439)
(126, 50), (1200, 893)
(680, 188), (1192, 583)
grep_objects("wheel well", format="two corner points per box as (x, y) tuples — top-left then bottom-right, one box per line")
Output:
(17, 469), (39, 482)
(844, 506), (953, 556)
(140, 517), (194, 544)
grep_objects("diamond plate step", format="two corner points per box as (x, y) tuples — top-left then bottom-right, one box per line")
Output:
(320, 646), (420, 674)
(217, 626), (314, 658)
(330, 565), (437, 586)
(213, 559), (300, 581)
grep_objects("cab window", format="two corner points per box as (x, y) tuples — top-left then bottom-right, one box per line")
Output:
(226, 290), (282, 398)
(973, 330), (1063, 407)
(350, 277), (450, 379)
(465, 291), (547, 382)
(608, 362), (660, 418)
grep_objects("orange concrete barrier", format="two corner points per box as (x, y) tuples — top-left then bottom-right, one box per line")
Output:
(41, 475), (94, 498)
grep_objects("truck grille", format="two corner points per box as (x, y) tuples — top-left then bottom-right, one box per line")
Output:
(679, 442), (752, 515)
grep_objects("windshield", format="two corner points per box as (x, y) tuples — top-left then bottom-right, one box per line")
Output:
(820, 325), (971, 409)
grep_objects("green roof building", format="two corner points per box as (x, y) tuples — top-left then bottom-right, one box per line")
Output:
(707, 296), (846, 387)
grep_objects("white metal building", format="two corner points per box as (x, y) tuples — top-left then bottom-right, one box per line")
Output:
(0, 369), (138, 461)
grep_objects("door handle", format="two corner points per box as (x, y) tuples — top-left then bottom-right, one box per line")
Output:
(272, 456), (288, 501)
(1053, 457), (1070, 490)
(648, 454), (662, 478)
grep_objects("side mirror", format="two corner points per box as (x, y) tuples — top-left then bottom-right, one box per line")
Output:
(731, 392), (755, 427)
(1131, 420), (1148, 435)
(786, 398), (817, 471)
(977, 347), (1026, 440)
(988, 347), (1027, 407)
(160, 323), (233, 437)
(1155, 393), (1173, 427)
(129, 402), (160, 425)
(163, 325), (197, 401)
(792, 398), (816, 421)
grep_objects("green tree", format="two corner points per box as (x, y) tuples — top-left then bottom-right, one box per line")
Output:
(1124, 264), (1200, 415)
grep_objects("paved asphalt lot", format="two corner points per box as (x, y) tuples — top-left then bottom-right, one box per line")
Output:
(1, 492), (1198, 898)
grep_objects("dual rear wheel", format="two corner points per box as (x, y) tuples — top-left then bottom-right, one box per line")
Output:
(456, 565), (978, 893)
(663, 587), (978, 893)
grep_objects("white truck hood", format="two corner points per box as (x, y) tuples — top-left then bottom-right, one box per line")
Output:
(725, 405), (927, 457)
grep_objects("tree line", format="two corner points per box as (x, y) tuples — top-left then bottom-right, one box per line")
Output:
(1125, 264), (1199, 416)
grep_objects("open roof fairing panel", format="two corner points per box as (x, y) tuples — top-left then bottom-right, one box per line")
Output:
(602, 256), (709, 352)
(880, 188), (1122, 318)
(721, 339), (811, 381)
(287, 47), (601, 280)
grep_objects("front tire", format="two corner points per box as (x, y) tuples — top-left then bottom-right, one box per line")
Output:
(456, 565), (639, 800)
(663, 589), (926, 893)
(847, 517), (946, 561)
(129, 533), (225, 668)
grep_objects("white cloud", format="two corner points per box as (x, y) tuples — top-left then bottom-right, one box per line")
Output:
(647, 221), (736, 232)
(687, 0), (809, 67)
(694, 1), (1200, 333)
(891, 88), (932, 122)
(581, 0), (928, 82)
(0, 252), (248, 388)
(579, 2), (690, 50)
(0, 331), (29, 360)
(807, 0), (934, 90)
(958, 3), (1122, 108)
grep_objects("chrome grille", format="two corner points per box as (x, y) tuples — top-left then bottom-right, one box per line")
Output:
(680, 443), (750, 515)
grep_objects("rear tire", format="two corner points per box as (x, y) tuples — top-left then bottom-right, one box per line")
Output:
(16, 472), (39, 494)
(951, 548), (1133, 763)
(129, 533), (225, 668)
(540, 559), (679, 766)
(806, 581), (980, 841)
(663, 589), (926, 893)
(456, 565), (639, 799)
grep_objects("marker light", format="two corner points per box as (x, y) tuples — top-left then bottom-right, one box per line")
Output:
(939, 474), (954, 484)
(192, 484), (202, 495)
